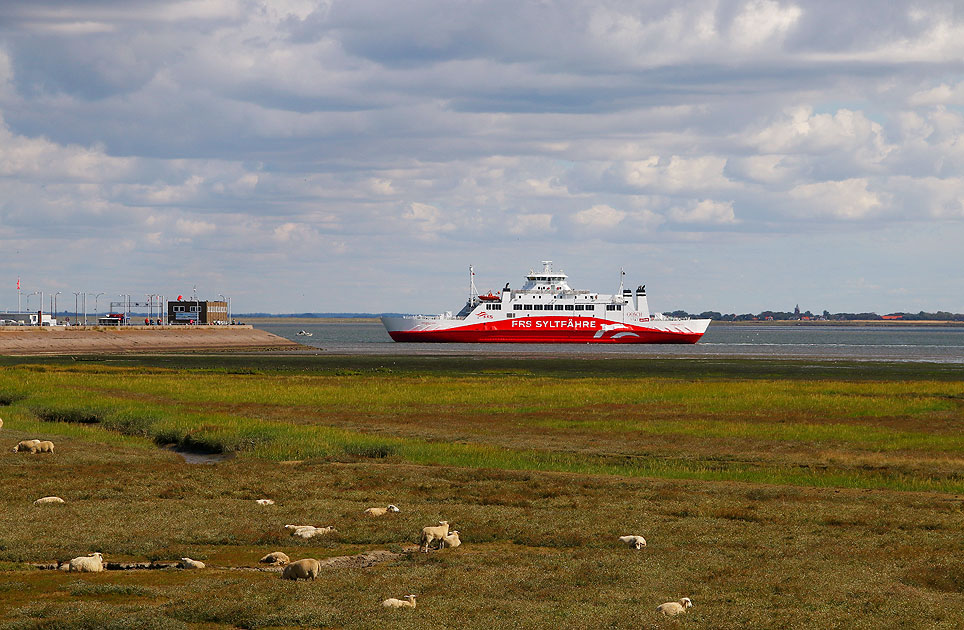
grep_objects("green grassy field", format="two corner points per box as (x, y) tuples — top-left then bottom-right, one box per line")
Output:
(1, 355), (962, 629)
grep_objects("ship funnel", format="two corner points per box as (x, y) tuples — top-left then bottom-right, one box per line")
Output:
(635, 285), (650, 320)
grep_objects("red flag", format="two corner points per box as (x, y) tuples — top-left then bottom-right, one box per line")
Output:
(177, 295), (183, 300)
(16, 277), (20, 290)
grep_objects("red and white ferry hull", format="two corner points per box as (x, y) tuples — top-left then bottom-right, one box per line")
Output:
(382, 316), (710, 344)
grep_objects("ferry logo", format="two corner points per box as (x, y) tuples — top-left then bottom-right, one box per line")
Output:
(478, 311), (493, 319)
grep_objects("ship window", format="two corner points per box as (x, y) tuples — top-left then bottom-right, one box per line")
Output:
(606, 304), (616, 311)
(507, 312), (514, 318)
(617, 305), (622, 310)
(488, 304), (501, 310)
(574, 305), (584, 311)
(514, 304), (523, 311)
(554, 305), (564, 310)
(532, 304), (543, 310)
(565, 304), (574, 311)
(524, 305), (532, 311)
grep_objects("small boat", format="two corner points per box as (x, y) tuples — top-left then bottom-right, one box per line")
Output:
(296, 330), (313, 337)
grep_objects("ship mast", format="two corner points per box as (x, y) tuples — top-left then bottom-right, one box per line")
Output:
(469, 265), (478, 306)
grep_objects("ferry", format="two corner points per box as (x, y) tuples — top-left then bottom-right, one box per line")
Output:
(382, 261), (710, 343)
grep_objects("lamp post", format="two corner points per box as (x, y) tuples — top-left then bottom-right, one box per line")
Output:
(118, 294), (130, 325)
(93, 292), (105, 321)
(73, 292), (82, 326)
(26, 291), (39, 311)
(51, 292), (61, 323)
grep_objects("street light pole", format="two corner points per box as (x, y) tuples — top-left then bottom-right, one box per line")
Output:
(53, 292), (61, 323)
(73, 292), (81, 325)
(93, 292), (105, 320)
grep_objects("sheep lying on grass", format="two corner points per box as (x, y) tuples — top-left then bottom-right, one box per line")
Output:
(618, 535), (647, 550)
(179, 557), (205, 569)
(419, 521), (449, 552)
(281, 558), (321, 580)
(259, 551), (290, 565)
(13, 440), (40, 453)
(657, 598), (693, 616)
(64, 553), (104, 573)
(382, 595), (416, 609)
(364, 504), (400, 516)
(33, 496), (65, 506)
(441, 530), (461, 549)
(285, 524), (337, 539)
(255, 499), (275, 505)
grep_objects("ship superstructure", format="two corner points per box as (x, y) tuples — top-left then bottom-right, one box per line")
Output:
(381, 261), (710, 344)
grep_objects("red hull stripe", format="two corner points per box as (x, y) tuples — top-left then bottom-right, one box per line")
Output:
(386, 317), (705, 344)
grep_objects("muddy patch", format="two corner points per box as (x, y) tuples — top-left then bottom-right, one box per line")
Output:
(30, 550), (401, 572)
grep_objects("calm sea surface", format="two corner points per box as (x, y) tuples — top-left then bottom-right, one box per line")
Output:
(251, 321), (964, 363)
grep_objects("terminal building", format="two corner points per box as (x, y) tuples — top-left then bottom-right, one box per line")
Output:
(167, 300), (228, 325)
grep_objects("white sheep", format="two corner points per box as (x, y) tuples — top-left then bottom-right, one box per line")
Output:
(179, 557), (205, 569)
(419, 520), (449, 552)
(13, 439), (40, 453)
(285, 524), (337, 539)
(656, 598), (693, 616)
(441, 530), (461, 549)
(281, 558), (322, 580)
(65, 552), (104, 573)
(255, 499), (275, 505)
(35, 440), (55, 453)
(33, 496), (65, 506)
(259, 551), (290, 565)
(618, 535), (647, 550)
(364, 504), (400, 516)
(381, 595), (417, 609)
(0, 417), (3, 429)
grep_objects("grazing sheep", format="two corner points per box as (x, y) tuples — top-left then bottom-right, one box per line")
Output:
(0, 417), (3, 429)
(419, 520), (449, 552)
(656, 598), (693, 617)
(255, 499), (275, 505)
(441, 530), (461, 549)
(35, 440), (55, 453)
(259, 551), (290, 565)
(33, 496), (65, 506)
(281, 558), (322, 581)
(65, 553), (104, 573)
(179, 557), (205, 569)
(381, 595), (417, 609)
(618, 535), (647, 550)
(13, 440), (40, 453)
(285, 524), (337, 539)
(364, 504), (400, 516)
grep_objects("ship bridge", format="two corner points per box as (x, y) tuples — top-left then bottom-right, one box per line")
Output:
(520, 261), (571, 292)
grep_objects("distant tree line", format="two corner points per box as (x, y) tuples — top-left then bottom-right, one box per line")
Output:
(666, 310), (964, 322)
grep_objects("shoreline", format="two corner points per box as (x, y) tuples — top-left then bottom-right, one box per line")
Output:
(0, 325), (304, 356)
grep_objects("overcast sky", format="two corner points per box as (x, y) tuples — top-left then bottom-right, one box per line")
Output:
(2, 0), (964, 316)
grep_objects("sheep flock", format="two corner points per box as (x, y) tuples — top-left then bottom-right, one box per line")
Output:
(10, 425), (694, 616)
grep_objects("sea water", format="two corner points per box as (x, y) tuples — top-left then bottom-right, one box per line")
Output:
(252, 321), (964, 363)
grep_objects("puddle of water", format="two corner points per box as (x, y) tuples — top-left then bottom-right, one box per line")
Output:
(166, 447), (234, 464)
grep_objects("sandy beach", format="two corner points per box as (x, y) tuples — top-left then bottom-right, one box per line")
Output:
(0, 325), (302, 355)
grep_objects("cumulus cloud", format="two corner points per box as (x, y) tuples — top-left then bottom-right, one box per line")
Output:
(788, 178), (885, 220)
(669, 199), (737, 224)
(3, 1), (964, 312)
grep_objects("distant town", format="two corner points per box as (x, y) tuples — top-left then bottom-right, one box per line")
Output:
(241, 307), (964, 323)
